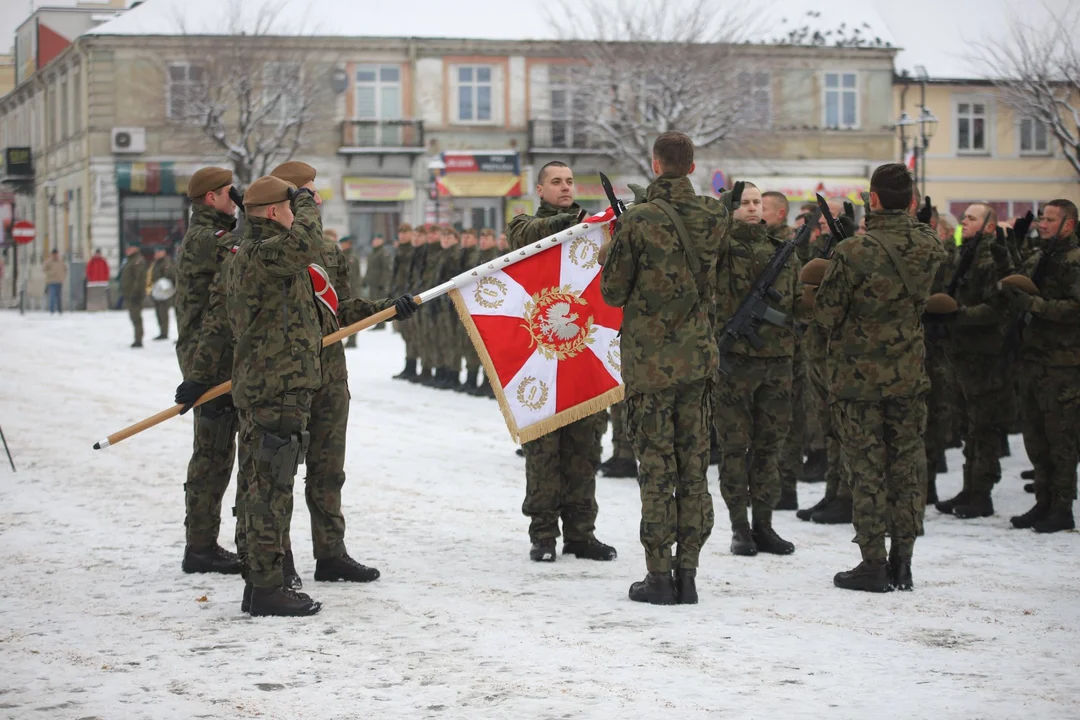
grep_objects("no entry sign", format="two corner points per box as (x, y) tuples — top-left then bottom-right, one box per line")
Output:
(11, 220), (35, 245)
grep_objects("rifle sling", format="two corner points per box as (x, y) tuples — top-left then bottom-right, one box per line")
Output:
(866, 231), (919, 302)
(651, 199), (702, 275)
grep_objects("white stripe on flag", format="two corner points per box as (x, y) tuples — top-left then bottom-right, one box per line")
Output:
(586, 322), (623, 385)
(457, 270), (531, 318)
(504, 349), (558, 430)
(558, 224), (607, 296)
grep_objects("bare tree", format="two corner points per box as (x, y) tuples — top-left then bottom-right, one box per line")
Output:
(974, 5), (1080, 179)
(547, 0), (764, 179)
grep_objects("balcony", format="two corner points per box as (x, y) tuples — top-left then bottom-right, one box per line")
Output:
(339, 119), (425, 155)
(527, 118), (613, 155)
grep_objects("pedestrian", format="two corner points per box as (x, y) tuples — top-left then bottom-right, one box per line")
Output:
(119, 243), (147, 347)
(44, 249), (66, 314)
(150, 248), (176, 339)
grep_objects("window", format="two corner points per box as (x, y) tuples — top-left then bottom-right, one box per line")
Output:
(60, 77), (69, 140)
(354, 64), (402, 145)
(263, 62), (304, 122)
(1019, 117), (1050, 155)
(456, 65), (493, 122)
(956, 100), (989, 153)
(736, 71), (771, 128)
(167, 63), (206, 121)
(550, 66), (588, 147)
(48, 84), (57, 144)
(823, 72), (858, 128)
(72, 67), (81, 133)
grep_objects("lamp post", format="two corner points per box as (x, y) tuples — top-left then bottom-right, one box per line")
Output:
(427, 157), (446, 225)
(894, 68), (938, 197)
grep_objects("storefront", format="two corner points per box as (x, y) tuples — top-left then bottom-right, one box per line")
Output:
(116, 161), (192, 257)
(342, 177), (412, 247)
(434, 151), (523, 231)
(714, 171), (870, 208)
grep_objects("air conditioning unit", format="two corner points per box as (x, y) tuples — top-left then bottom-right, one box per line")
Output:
(111, 127), (146, 154)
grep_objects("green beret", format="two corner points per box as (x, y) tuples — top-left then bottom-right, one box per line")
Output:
(244, 176), (294, 207)
(338, 235), (353, 245)
(271, 160), (316, 188)
(187, 166), (233, 199)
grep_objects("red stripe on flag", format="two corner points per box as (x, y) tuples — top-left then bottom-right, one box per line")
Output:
(471, 314), (536, 386)
(555, 343), (619, 413)
(578, 272), (622, 331)
(503, 244), (561, 297)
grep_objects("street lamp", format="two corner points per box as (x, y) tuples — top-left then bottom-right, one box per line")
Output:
(427, 157), (446, 225)
(894, 77), (938, 196)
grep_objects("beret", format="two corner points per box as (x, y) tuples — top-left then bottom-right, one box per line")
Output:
(800, 284), (817, 309)
(799, 258), (830, 286)
(187, 167), (232, 199)
(270, 160), (316, 188)
(925, 293), (959, 314)
(243, 176), (294, 207)
(1000, 274), (1040, 296)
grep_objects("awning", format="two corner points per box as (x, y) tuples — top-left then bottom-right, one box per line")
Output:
(574, 174), (639, 201)
(437, 173), (522, 198)
(343, 177), (415, 202)
(116, 161), (192, 195)
(736, 176), (870, 205)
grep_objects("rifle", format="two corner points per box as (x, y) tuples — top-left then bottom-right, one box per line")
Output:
(925, 214), (992, 340)
(599, 172), (626, 219)
(1000, 215), (1066, 367)
(718, 208), (821, 375)
(815, 194), (850, 259)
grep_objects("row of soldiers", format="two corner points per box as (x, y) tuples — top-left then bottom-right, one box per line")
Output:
(116, 245), (177, 346)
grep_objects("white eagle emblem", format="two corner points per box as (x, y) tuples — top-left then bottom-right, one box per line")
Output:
(539, 301), (581, 341)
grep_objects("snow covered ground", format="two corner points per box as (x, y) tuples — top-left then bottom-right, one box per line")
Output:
(1, 310), (1078, 720)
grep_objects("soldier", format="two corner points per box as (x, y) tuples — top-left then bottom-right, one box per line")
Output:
(932, 204), (1014, 519)
(598, 403), (637, 479)
(473, 229), (501, 397)
(391, 224), (419, 379)
(497, 231), (509, 252)
(172, 166), (243, 576)
(1004, 199), (1080, 533)
(508, 160), (616, 564)
(599, 132), (728, 604)
(150, 248), (176, 340)
(363, 233), (392, 332)
(429, 227), (462, 389)
(456, 228), (483, 393)
(119, 242), (148, 348)
(417, 224), (445, 386)
(714, 182), (800, 556)
(336, 234), (362, 346)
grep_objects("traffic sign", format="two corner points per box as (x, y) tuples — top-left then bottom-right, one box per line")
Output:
(11, 220), (35, 245)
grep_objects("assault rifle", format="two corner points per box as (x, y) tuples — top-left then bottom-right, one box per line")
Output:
(717, 207), (821, 375)
(814, 194), (857, 259)
(1000, 215), (1066, 368)
(924, 214), (991, 339)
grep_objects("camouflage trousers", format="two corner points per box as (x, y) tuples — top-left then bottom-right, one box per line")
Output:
(154, 300), (170, 338)
(184, 399), (238, 548)
(128, 301), (143, 344)
(521, 413), (605, 543)
(808, 354), (850, 502)
(460, 318), (481, 373)
(625, 379), (714, 571)
(713, 356), (792, 527)
(833, 395), (928, 561)
(417, 303), (439, 372)
(952, 358), (1008, 494)
(436, 305), (462, 372)
(607, 401), (635, 461)
(779, 333), (820, 491)
(299, 380), (350, 559)
(397, 311), (419, 360)
(236, 391), (312, 588)
(924, 343), (956, 474)
(1019, 362), (1080, 507)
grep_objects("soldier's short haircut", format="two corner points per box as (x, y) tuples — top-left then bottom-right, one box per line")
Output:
(1046, 199), (1078, 224)
(870, 163), (914, 211)
(652, 132), (695, 176)
(537, 161), (570, 185)
(973, 203), (998, 225)
(762, 191), (788, 213)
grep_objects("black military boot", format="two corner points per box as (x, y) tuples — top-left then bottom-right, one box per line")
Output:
(182, 544), (242, 575)
(800, 449), (827, 483)
(248, 585), (321, 617)
(600, 456), (637, 478)
(1032, 507), (1075, 534)
(675, 569), (697, 605)
(811, 496), (853, 525)
(418, 367), (437, 387)
(1010, 500), (1050, 529)
(797, 494), (831, 521)
(752, 524), (795, 555)
(926, 472), (939, 506)
(563, 538), (617, 561)
(1024, 483), (1035, 493)
(628, 571), (676, 605)
(529, 539), (556, 562)
(775, 487), (798, 511)
(730, 525), (758, 556)
(393, 358), (417, 381)
(282, 549), (302, 591)
(833, 559), (891, 593)
(888, 551), (913, 591)
(937, 449), (948, 474)
(952, 493), (994, 519)
(241, 581), (253, 613)
(131, 341), (143, 348)
(935, 489), (970, 515)
(314, 553), (381, 583)
(1020, 469), (1035, 480)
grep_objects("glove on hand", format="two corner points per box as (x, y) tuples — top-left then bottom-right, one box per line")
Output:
(719, 181), (746, 212)
(175, 380), (210, 415)
(916, 197), (933, 224)
(394, 295), (418, 321)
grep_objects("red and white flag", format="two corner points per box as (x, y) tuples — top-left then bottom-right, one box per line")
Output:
(450, 210), (624, 443)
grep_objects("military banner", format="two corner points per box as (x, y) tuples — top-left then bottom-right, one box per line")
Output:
(450, 208), (624, 443)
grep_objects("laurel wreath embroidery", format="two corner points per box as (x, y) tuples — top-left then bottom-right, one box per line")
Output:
(474, 276), (508, 310)
(521, 285), (595, 361)
(606, 337), (621, 373)
(516, 376), (550, 410)
(569, 235), (600, 270)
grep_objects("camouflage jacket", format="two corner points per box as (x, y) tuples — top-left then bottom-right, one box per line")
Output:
(814, 210), (945, 401)
(600, 174), (730, 393)
(803, 231), (839, 361)
(345, 251), (361, 295)
(151, 256), (176, 284)
(409, 244), (429, 292)
(949, 231), (1014, 356)
(1017, 232), (1080, 367)
(419, 244), (445, 309)
(226, 195), (325, 410)
(363, 245), (391, 298)
(175, 204), (237, 378)
(507, 200), (582, 250)
(391, 243), (413, 296)
(721, 220), (800, 359)
(119, 252), (148, 303)
(187, 234), (239, 385)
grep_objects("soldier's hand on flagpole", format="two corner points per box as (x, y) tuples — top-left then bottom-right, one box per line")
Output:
(393, 295), (418, 320)
(175, 380), (211, 415)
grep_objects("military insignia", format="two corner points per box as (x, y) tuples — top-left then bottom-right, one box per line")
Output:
(308, 263), (339, 314)
(568, 234), (600, 270)
(215, 230), (227, 237)
(521, 285), (595, 361)
(516, 376), (550, 410)
(606, 337), (621, 373)
(474, 276), (508, 310)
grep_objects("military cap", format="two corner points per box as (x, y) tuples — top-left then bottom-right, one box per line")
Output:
(187, 166), (233, 199)
(800, 284), (817, 309)
(925, 293), (959, 314)
(799, 258), (830, 286)
(398, 223), (413, 233)
(271, 160), (317, 188)
(244, 176), (294, 207)
(1000, 274), (1040, 296)
(338, 235), (354, 245)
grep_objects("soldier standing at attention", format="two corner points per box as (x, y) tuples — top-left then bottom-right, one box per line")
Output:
(811, 163), (945, 592)
(363, 233), (391, 332)
(337, 235), (362, 345)
(456, 228), (484, 393)
(417, 224), (445, 386)
(150, 248), (176, 340)
(172, 166), (242, 575)
(507, 161), (617, 564)
(119, 242), (148, 348)
(714, 182), (800, 557)
(391, 224), (418, 379)
(599, 132), (728, 604)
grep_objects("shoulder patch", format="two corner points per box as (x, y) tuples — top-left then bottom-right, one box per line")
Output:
(215, 230), (227, 237)
(230, 245), (239, 254)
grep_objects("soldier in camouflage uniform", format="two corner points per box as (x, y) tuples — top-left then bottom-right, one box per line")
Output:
(363, 233), (391, 332)
(923, 220), (959, 506)
(473, 229), (501, 397)
(811, 163), (946, 592)
(1005, 200), (1080, 533)
(150, 248), (176, 340)
(598, 402), (637, 478)
(932, 204), (1014, 519)
(336, 234), (362, 346)
(119, 243), (147, 348)
(600, 133), (728, 604)
(436, 227), (464, 389)
(456, 228), (483, 393)
(508, 161), (616, 564)
(391, 224), (419, 379)
(714, 183), (800, 557)
(417, 225), (445, 386)
(172, 166), (242, 576)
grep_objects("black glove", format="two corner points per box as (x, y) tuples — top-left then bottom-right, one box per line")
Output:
(199, 393), (234, 420)
(228, 186), (245, 213)
(287, 186), (314, 203)
(175, 380), (210, 415)
(916, 196), (933, 224)
(393, 295), (418, 321)
(990, 227), (1010, 263)
(719, 181), (745, 212)
(1013, 210), (1035, 241)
